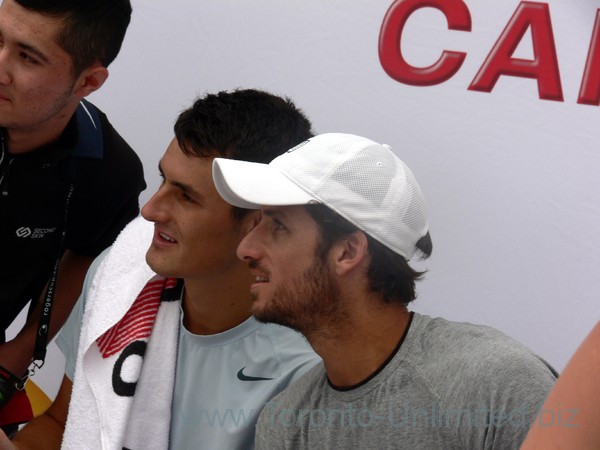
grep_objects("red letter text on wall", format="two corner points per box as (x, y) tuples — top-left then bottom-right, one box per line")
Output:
(469, 2), (563, 102)
(379, 0), (471, 86)
(578, 10), (600, 106)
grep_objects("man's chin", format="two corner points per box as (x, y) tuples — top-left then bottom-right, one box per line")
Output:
(145, 252), (177, 278)
(251, 304), (301, 333)
(250, 302), (276, 325)
(145, 251), (158, 272)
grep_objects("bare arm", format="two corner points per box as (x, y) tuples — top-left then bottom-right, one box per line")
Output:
(0, 251), (94, 376)
(520, 320), (600, 450)
(0, 375), (72, 450)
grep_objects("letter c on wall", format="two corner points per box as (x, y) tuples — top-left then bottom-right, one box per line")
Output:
(379, 0), (471, 86)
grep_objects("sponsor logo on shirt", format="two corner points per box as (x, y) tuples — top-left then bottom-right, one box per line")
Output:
(15, 226), (56, 239)
(237, 366), (275, 381)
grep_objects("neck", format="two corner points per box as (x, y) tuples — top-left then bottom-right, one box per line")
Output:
(4, 105), (76, 154)
(309, 301), (411, 388)
(181, 267), (255, 335)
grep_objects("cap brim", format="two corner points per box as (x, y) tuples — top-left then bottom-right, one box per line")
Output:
(212, 158), (315, 209)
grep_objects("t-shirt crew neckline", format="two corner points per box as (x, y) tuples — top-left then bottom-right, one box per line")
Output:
(327, 311), (415, 392)
(179, 300), (263, 348)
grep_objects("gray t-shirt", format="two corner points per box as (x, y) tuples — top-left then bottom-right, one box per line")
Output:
(256, 313), (556, 450)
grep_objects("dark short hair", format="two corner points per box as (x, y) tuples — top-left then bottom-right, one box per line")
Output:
(174, 89), (314, 218)
(15, 0), (132, 75)
(305, 203), (432, 305)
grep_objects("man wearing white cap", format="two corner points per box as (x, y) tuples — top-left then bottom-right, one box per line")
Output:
(213, 133), (557, 449)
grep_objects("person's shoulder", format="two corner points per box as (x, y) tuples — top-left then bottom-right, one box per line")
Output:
(258, 323), (311, 349)
(416, 312), (509, 340)
(255, 322), (321, 372)
(409, 313), (557, 383)
(263, 360), (325, 408)
(86, 102), (123, 142)
(415, 314), (541, 358)
(83, 101), (143, 167)
(71, 247), (112, 312)
(72, 101), (144, 180)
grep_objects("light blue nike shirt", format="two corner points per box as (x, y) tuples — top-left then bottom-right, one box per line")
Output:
(57, 251), (320, 450)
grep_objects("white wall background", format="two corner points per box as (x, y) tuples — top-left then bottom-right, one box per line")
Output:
(15, 0), (600, 398)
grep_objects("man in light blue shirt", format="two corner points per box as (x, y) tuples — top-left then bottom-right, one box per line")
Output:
(6, 89), (319, 450)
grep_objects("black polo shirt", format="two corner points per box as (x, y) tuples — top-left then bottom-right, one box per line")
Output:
(0, 101), (146, 334)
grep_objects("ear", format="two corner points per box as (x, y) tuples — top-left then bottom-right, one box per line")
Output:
(73, 65), (109, 98)
(331, 230), (370, 276)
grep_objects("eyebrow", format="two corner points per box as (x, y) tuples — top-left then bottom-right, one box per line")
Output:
(18, 41), (50, 64)
(262, 208), (287, 220)
(157, 160), (202, 200)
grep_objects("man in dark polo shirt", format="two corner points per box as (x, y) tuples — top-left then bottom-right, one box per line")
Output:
(0, 0), (145, 428)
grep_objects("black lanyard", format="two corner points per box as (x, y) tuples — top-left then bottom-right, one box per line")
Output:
(4, 99), (100, 380)
(30, 182), (75, 373)
(0, 131), (76, 379)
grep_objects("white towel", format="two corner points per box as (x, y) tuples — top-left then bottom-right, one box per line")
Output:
(62, 217), (181, 450)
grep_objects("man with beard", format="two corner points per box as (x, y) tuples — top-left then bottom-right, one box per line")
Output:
(213, 132), (558, 449)
(0, 0), (145, 430)
(1, 89), (319, 450)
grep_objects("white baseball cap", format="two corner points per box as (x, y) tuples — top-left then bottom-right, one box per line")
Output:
(212, 133), (429, 259)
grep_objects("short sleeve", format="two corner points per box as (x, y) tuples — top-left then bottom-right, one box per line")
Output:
(453, 342), (557, 449)
(55, 249), (109, 380)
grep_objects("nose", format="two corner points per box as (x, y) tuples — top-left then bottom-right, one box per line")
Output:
(237, 219), (264, 263)
(141, 187), (169, 223)
(0, 50), (13, 85)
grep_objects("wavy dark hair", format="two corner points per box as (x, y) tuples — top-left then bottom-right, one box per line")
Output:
(305, 203), (432, 305)
(16, 0), (131, 75)
(174, 89), (314, 218)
